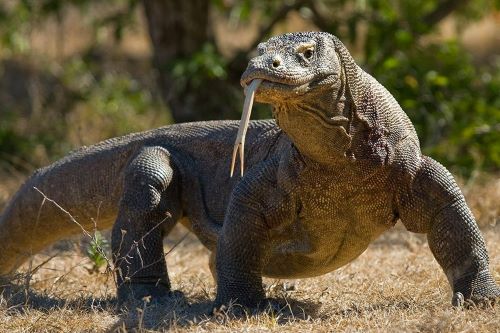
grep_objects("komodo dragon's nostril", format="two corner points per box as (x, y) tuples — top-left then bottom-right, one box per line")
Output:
(272, 57), (281, 68)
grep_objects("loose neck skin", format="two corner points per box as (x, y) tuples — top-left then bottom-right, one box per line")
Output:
(271, 82), (352, 168)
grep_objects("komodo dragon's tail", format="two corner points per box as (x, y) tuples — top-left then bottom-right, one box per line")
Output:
(0, 172), (59, 278)
(0, 170), (95, 278)
(0, 142), (132, 279)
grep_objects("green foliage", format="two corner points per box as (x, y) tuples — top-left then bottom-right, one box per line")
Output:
(373, 42), (500, 174)
(0, 0), (139, 54)
(0, 2), (167, 168)
(62, 57), (166, 137)
(0, 113), (30, 158)
(0, 53), (169, 168)
(170, 43), (228, 90)
(86, 231), (110, 272)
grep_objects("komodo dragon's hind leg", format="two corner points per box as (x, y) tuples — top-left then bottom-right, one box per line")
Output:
(111, 146), (182, 305)
(398, 156), (500, 306)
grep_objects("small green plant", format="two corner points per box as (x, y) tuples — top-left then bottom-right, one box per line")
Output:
(86, 231), (110, 273)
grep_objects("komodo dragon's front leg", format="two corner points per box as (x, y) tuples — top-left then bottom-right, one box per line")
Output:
(398, 156), (500, 306)
(214, 157), (296, 309)
(111, 146), (182, 304)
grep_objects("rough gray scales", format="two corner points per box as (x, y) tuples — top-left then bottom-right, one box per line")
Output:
(0, 32), (498, 311)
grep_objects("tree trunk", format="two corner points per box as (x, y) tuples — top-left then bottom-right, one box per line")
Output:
(141, 0), (240, 122)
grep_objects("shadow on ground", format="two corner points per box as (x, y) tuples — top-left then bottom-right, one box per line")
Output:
(1, 283), (116, 314)
(110, 294), (323, 331)
(1, 284), (323, 331)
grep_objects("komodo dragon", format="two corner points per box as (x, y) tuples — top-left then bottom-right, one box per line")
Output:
(0, 32), (498, 311)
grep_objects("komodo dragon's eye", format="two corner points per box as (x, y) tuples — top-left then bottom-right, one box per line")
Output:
(304, 49), (314, 59)
(297, 43), (315, 61)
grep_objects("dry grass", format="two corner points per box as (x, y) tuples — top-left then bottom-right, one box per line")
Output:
(0, 174), (499, 332)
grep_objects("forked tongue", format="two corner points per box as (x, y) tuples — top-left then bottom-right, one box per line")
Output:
(230, 78), (263, 177)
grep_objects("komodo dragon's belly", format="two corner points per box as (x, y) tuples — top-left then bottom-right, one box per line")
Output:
(263, 170), (397, 279)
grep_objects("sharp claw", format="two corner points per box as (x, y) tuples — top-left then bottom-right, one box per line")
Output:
(230, 78), (262, 177)
(452, 292), (465, 307)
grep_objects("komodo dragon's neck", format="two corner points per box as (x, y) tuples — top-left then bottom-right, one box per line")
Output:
(271, 79), (353, 167)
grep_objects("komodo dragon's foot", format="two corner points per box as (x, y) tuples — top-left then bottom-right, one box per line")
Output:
(451, 270), (500, 308)
(117, 281), (177, 309)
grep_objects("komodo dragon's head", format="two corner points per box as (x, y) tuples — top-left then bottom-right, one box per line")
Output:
(241, 32), (350, 105)
(233, 32), (362, 173)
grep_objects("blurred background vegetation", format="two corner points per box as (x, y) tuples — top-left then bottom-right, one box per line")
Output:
(0, 0), (499, 178)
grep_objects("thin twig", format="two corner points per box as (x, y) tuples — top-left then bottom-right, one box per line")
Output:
(33, 187), (93, 239)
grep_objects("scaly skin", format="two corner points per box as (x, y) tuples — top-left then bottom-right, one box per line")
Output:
(0, 32), (498, 310)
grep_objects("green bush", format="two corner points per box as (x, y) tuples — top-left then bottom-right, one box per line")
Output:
(373, 41), (500, 174)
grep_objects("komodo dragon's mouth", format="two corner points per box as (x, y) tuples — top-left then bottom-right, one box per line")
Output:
(241, 72), (338, 99)
(241, 75), (315, 91)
